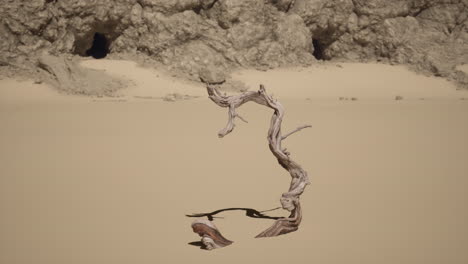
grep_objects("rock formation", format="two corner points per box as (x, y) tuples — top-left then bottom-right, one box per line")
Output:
(36, 53), (126, 95)
(1, 0), (467, 93)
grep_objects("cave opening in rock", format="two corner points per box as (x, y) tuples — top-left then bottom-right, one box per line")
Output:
(86, 33), (109, 59)
(312, 39), (325, 60)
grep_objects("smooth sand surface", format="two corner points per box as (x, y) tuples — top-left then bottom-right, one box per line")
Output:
(232, 63), (468, 99)
(1, 61), (468, 264)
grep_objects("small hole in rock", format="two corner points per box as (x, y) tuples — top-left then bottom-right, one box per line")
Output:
(312, 39), (325, 60)
(86, 33), (109, 59)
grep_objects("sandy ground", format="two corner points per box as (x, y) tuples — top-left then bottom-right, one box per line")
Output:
(1, 61), (468, 264)
(233, 63), (468, 99)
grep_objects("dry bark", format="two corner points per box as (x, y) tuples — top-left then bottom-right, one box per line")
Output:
(206, 84), (311, 238)
(191, 219), (233, 250)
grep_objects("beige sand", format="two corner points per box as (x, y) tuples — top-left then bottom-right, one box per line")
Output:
(232, 63), (468, 99)
(1, 61), (468, 264)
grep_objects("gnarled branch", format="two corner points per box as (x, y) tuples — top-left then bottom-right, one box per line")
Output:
(205, 84), (311, 238)
(282, 125), (312, 141)
(191, 219), (233, 250)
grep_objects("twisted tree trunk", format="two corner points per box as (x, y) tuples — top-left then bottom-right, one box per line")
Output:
(206, 84), (311, 238)
(191, 219), (233, 250)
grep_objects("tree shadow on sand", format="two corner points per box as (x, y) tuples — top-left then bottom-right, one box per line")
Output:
(187, 241), (208, 250)
(186, 207), (284, 249)
(186, 207), (283, 221)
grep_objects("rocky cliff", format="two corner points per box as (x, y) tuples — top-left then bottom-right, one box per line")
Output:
(1, 0), (467, 94)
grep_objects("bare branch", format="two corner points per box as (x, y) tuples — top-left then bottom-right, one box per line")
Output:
(218, 105), (237, 138)
(193, 84), (311, 244)
(281, 125), (312, 141)
(236, 113), (248, 123)
(191, 219), (233, 250)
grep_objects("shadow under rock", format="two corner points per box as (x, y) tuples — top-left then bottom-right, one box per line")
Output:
(186, 207), (284, 250)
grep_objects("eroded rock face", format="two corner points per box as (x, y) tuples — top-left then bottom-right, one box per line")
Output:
(1, 0), (467, 90)
(36, 53), (127, 96)
(0, 0), (312, 76)
(290, 0), (468, 85)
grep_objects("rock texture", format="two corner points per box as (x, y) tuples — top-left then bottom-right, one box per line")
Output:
(1, 0), (467, 92)
(292, 0), (468, 86)
(36, 53), (126, 95)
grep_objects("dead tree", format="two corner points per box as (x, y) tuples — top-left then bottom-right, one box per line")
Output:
(204, 84), (311, 239)
(191, 219), (233, 250)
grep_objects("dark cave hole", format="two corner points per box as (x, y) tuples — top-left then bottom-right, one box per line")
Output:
(86, 33), (109, 59)
(312, 39), (326, 60)
(193, 6), (202, 14)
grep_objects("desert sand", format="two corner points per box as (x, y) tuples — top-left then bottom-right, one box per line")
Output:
(1, 61), (468, 264)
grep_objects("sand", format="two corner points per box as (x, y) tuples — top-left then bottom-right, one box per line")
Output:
(1, 61), (468, 264)
(232, 63), (468, 99)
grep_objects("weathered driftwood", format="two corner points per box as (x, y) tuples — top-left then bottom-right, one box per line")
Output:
(191, 219), (233, 250)
(206, 84), (311, 238)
